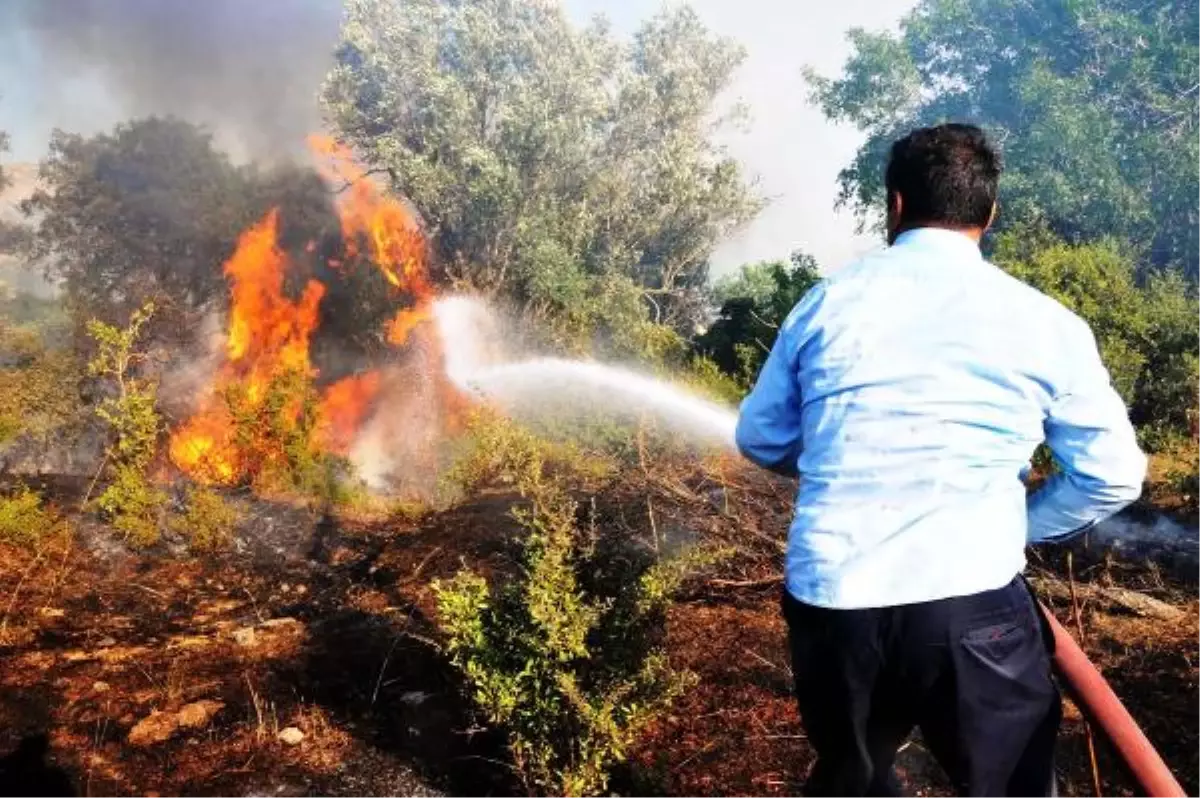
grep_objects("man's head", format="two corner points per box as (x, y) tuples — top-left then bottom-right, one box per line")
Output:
(885, 123), (1001, 245)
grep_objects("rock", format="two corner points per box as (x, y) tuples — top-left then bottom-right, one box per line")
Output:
(39, 607), (65, 619)
(97, 636), (116, 647)
(233, 627), (258, 647)
(277, 726), (305, 746)
(176, 700), (224, 729)
(259, 617), (300, 630)
(128, 701), (224, 746)
(128, 711), (179, 746)
(400, 691), (430, 706)
(93, 681), (110, 693)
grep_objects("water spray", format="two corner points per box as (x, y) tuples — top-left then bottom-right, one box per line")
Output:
(431, 295), (738, 448)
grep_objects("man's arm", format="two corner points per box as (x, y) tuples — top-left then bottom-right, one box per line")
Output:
(1027, 322), (1147, 543)
(734, 287), (822, 477)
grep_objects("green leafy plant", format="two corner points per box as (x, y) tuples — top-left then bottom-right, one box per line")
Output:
(174, 486), (240, 552)
(0, 484), (60, 549)
(87, 302), (165, 547)
(434, 417), (717, 795)
(443, 410), (614, 500)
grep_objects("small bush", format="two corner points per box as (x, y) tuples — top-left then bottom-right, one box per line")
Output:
(680, 354), (747, 405)
(434, 429), (716, 795)
(1148, 433), (1199, 516)
(87, 302), (166, 547)
(0, 484), (60, 549)
(443, 409), (614, 500)
(174, 487), (239, 552)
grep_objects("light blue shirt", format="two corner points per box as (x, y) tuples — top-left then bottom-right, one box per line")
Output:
(736, 228), (1147, 609)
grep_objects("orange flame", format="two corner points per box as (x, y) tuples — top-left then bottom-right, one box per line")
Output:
(386, 306), (433, 346)
(169, 136), (446, 488)
(307, 134), (432, 300)
(169, 209), (329, 484)
(316, 371), (382, 455)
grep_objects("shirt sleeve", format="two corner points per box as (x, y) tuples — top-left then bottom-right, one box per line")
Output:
(1027, 320), (1147, 544)
(734, 285), (822, 477)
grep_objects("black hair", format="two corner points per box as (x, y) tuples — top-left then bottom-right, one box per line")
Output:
(885, 123), (1001, 230)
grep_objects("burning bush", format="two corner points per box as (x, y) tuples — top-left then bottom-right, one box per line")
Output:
(167, 137), (444, 499)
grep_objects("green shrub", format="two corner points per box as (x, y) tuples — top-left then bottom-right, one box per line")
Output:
(1149, 433), (1199, 516)
(0, 484), (60, 549)
(680, 355), (746, 405)
(174, 487), (239, 552)
(0, 322), (82, 446)
(434, 430), (716, 795)
(443, 409), (615, 500)
(87, 302), (166, 547)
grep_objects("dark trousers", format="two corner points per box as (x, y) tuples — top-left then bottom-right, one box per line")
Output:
(782, 576), (1061, 797)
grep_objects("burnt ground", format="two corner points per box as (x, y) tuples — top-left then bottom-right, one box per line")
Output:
(0, 464), (1196, 797)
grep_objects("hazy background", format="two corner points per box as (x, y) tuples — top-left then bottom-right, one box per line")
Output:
(0, 0), (915, 275)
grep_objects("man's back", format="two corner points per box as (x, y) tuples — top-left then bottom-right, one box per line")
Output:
(736, 227), (1146, 609)
(740, 122), (1146, 797)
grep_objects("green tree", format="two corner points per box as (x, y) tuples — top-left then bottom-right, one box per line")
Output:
(805, 0), (1200, 279)
(0, 129), (27, 256)
(22, 118), (260, 339)
(322, 0), (762, 337)
(993, 232), (1199, 443)
(696, 251), (822, 384)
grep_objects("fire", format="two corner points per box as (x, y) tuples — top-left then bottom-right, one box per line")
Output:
(316, 371), (382, 455)
(307, 134), (432, 300)
(169, 136), (445, 487)
(169, 209), (329, 485)
(386, 306), (433, 346)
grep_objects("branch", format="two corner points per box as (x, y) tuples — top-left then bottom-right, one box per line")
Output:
(331, 167), (394, 194)
(748, 309), (778, 331)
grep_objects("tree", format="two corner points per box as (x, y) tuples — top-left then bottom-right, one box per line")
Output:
(695, 251), (821, 384)
(0, 129), (28, 256)
(20, 116), (398, 372)
(993, 232), (1199, 444)
(22, 118), (262, 339)
(322, 0), (762, 339)
(805, 0), (1200, 279)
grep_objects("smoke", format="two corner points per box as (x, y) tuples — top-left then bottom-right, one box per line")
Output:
(0, 0), (342, 161)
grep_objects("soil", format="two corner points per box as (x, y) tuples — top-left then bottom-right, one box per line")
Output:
(0, 465), (1195, 797)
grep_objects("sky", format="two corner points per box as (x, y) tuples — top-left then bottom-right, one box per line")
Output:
(0, 0), (917, 276)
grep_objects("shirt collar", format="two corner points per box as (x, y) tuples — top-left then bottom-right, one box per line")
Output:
(891, 227), (983, 260)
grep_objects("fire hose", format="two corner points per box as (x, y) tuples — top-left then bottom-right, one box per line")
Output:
(1040, 603), (1187, 797)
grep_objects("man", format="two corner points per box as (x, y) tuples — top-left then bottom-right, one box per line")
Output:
(735, 123), (1146, 797)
